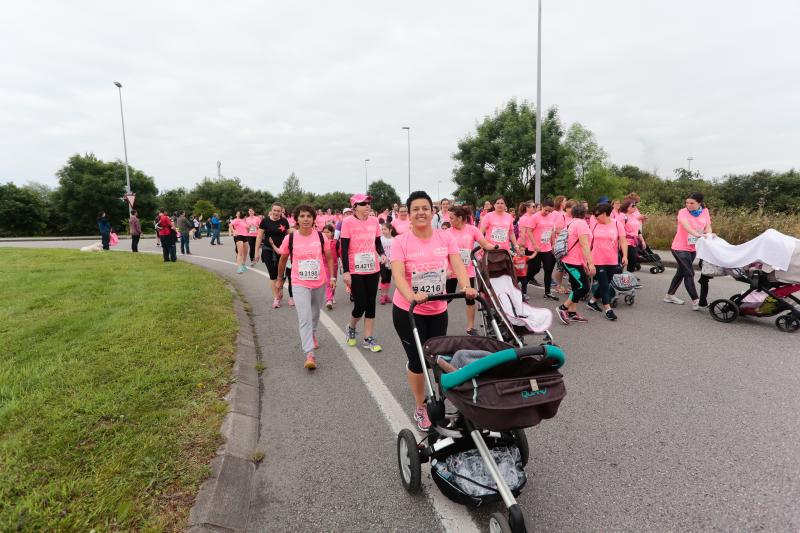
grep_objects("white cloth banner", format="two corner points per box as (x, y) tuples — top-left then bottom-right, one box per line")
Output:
(695, 229), (798, 272)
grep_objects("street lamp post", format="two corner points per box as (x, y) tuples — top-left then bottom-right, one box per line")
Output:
(401, 126), (411, 197)
(534, 0), (543, 204)
(687, 157), (694, 172)
(364, 159), (370, 191)
(113, 82), (132, 215)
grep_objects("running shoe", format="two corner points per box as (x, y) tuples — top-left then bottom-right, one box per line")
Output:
(543, 293), (559, 301)
(414, 406), (431, 432)
(242, 264), (248, 272)
(272, 298), (281, 309)
(663, 295), (685, 305)
(586, 300), (602, 313)
(288, 297), (295, 307)
(250, 261), (257, 267)
(325, 300), (333, 310)
(313, 336), (319, 349)
(556, 306), (571, 325)
(304, 352), (317, 370)
(604, 309), (618, 321)
(692, 300), (701, 311)
(698, 298), (708, 308)
(236, 265), (245, 274)
(466, 328), (478, 336)
(570, 312), (589, 323)
(332, 298), (336, 304)
(346, 325), (357, 346)
(362, 337), (382, 352)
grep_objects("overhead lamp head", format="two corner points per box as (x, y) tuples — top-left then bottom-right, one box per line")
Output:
(114, 82), (122, 88)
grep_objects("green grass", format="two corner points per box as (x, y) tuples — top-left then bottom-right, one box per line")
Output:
(0, 249), (238, 531)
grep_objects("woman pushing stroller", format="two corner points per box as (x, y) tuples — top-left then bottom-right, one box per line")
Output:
(391, 191), (477, 431)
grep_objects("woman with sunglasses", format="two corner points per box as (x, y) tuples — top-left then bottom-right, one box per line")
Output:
(340, 193), (386, 352)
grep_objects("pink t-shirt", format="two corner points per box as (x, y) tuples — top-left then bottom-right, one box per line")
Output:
(672, 208), (711, 252)
(517, 213), (532, 248)
(391, 217), (411, 235)
(480, 211), (514, 250)
(245, 216), (262, 236)
(562, 219), (591, 266)
(524, 211), (558, 253)
(325, 239), (339, 277)
(391, 230), (459, 315)
(622, 214), (641, 246)
(590, 220), (625, 266)
(230, 218), (249, 236)
(341, 215), (381, 275)
(447, 224), (483, 278)
(278, 230), (329, 289)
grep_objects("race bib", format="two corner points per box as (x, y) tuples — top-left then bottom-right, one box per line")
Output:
(491, 227), (508, 242)
(248, 225), (257, 233)
(540, 230), (552, 244)
(459, 248), (470, 266)
(411, 267), (446, 295)
(298, 259), (320, 281)
(688, 235), (699, 245)
(354, 252), (376, 273)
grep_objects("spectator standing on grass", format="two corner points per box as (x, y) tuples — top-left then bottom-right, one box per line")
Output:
(176, 211), (192, 255)
(157, 209), (177, 262)
(97, 211), (111, 251)
(129, 209), (141, 253)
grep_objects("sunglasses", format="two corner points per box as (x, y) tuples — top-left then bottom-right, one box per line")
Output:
(355, 201), (370, 207)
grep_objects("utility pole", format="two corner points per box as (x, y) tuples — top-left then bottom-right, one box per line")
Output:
(217, 160), (222, 179)
(687, 157), (694, 172)
(364, 159), (370, 191)
(534, 0), (543, 204)
(114, 82), (133, 215)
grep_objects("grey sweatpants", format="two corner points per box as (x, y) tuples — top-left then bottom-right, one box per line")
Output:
(293, 285), (326, 353)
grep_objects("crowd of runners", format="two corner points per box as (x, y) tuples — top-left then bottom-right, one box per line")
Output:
(200, 189), (712, 430)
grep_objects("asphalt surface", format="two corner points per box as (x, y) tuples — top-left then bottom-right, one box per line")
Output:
(3, 238), (799, 532)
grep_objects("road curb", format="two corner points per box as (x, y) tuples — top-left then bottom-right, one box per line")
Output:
(188, 289), (262, 532)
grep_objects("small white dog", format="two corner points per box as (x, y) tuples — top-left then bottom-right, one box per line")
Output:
(80, 242), (104, 252)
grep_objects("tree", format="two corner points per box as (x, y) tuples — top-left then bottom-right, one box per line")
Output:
(277, 172), (315, 210)
(52, 153), (158, 235)
(0, 182), (48, 236)
(563, 122), (608, 197)
(452, 99), (568, 206)
(193, 199), (218, 219)
(157, 187), (191, 215)
(366, 180), (400, 212)
(315, 191), (352, 211)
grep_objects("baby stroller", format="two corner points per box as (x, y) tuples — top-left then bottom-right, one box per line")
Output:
(635, 243), (666, 274)
(396, 294), (567, 533)
(596, 270), (642, 307)
(471, 248), (554, 347)
(709, 268), (800, 332)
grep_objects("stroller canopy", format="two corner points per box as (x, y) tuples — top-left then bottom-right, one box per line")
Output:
(696, 229), (800, 280)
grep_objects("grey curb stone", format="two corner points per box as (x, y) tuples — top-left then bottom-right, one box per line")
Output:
(188, 287), (262, 532)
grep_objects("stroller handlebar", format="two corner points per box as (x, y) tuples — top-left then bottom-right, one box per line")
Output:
(440, 344), (566, 391)
(408, 292), (486, 313)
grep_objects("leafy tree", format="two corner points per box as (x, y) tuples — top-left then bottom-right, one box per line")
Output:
(277, 172), (316, 211)
(563, 122), (608, 198)
(452, 100), (568, 206)
(52, 153), (158, 234)
(193, 199), (218, 219)
(157, 187), (191, 215)
(0, 182), (48, 236)
(366, 180), (400, 212)
(315, 191), (352, 211)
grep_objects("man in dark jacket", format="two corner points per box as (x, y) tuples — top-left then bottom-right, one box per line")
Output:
(97, 211), (111, 250)
(176, 211), (193, 255)
(129, 210), (142, 252)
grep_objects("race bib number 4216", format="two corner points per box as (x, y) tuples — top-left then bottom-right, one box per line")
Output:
(411, 268), (446, 295)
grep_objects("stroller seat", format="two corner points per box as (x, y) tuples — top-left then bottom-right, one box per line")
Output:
(489, 275), (553, 333)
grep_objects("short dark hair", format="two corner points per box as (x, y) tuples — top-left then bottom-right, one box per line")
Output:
(323, 224), (336, 234)
(571, 204), (587, 220)
(688, 192), (704, 203)
(593, 203), (612, 217)
(406, 190), (433, 210)
(542, 197), (554, 208)
(382, 222), (398, 237)
(620, 200), (634, 213)
(293, 204), (316, 221)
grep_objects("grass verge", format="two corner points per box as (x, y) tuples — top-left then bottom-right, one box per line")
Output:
(0, 248), (238, 531)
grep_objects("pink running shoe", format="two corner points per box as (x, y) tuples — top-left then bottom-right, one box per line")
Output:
(313, 336), (319, 349)
(304, 352), (317, 370)
(288, 297), (295, 307)
(570, 312), (589, 323)
(272, 298), (281, 309)
(414, 406), (431, 432)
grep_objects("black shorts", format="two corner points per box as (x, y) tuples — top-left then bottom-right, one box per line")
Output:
(445, 277), (476, 305)
(234, 235), (249, 243)
(392, 304), (448, 374)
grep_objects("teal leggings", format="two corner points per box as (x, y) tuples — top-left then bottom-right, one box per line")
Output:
(563, 262), (590, 302)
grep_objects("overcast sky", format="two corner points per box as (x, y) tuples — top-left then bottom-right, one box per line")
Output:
(2, 0), (798, 198)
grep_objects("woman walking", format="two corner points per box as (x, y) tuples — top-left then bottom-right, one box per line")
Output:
(620, 200), (645, 273)
(245, 208), (262, 266)
(391, 191), (477, 431)
(585, 203), (628, 321)
(340, 193), (386, 352)
(555, 204), (595, 324)
(520, 197), (560, 301)
(277, 205), (335, 370)
(255, 203), (290, 308)
(229, 211), (250, 274)
(379, 223), (396, 305)
(479, 196), (522, 252)
(664, 192), (712, 310)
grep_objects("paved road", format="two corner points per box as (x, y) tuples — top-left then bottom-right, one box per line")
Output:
(3, 238), (799, 532)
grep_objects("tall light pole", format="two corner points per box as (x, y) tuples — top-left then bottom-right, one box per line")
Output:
(687, 157), (694, 172)
(534, 0), (543, 204)
(217, 160), (222, 179)
(402, 126), (411, 198)
(364, 158), (370, 191)
(113, 82), (132, 215)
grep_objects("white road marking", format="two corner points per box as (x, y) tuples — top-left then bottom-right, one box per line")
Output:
(180, 254), (482, 533)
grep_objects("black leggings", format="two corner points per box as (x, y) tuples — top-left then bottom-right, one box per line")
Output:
(392, 305), (448, 374)
(592, 265), (615, 305)
(246, 236), (257, 261)
(445, 277), (476, 306)
(285, 267), (293, 298)
(627, 244), (639, 273)
(263, 248), (280, 280)
(524, 250), (556, 294)
(563, 262), (590, 302)
(351, 271), (380, 319)
(379, 264), (392, 285)
(668, 250), (698, 300)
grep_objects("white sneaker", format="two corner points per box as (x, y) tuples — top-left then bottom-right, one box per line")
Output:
(692, 300), (701, 311)
(663, 295), (685, 305)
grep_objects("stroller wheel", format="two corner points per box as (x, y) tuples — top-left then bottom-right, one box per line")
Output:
(397, 429), (421, 493)
(624, 294), (635, 306)
(649, 266), (660, 274)
(775, 314), (800, 333)
(709, 299), (739, 323)
(489, 512), (513, 533)
(512, 428), (529, 467)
